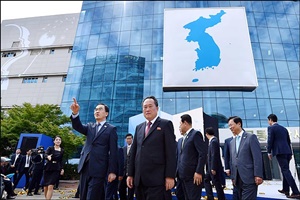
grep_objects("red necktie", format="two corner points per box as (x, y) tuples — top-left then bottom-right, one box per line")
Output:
(145, 121), (152, 137)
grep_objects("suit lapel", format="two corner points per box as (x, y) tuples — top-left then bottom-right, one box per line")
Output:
(93, 122), (107, 142)
(237, 132), (247, 155)
(143, 117), (160, 140)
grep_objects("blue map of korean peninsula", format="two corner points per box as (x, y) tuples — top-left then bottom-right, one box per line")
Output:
(184, 10), (226, 72)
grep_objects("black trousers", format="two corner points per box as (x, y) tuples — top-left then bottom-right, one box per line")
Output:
(119, 175), (134, 200)
(28, 169), (43, 193)
(14, 167), (30, 189)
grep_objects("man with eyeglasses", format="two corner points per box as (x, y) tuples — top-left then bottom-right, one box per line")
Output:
(70, 98), (118, 200)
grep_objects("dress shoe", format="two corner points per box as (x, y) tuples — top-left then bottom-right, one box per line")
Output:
(34, 192), (41, 195)
(7, 196), (16, 199)
(278, 189), (290, 196)
(27, 193), (33, 196)
(287, 193), (300, 199)
(11, 192), (17, 196)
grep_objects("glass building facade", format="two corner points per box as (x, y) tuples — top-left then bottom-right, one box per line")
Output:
(60, 1), (299, 146)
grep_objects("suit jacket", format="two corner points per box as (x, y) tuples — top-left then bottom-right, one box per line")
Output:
(117, 147), (124, 177)
(230, 131), (263, 184)
(207, 137), (223, 175)
(223, 137), (233, 171)
(127, 117), (177, 187)
(10, 154), (22, 169)
(17, 155), (32, 172)
(71, 115), (118, 178)
(177, 129), (207, 181)
(267, 123), (292, 156)
(122, 145), (129, 177)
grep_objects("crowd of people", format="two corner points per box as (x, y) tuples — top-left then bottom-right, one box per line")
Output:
(1, 136), (64, 200)
(1, 95), (299, 200)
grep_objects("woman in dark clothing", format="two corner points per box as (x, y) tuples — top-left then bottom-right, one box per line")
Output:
(43, 136), (64, 200)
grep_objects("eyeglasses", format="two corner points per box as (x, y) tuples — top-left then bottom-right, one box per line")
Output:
(94, 107), (104, 112)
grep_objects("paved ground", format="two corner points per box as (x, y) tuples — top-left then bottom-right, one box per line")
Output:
(12, 180), (79, 200)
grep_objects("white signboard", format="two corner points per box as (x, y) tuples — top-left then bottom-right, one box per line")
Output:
(163, 7), (258, 91)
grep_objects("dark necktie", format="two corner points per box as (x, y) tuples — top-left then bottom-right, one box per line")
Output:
(145, 121), (152, 137)
(96, 123), (101, 137)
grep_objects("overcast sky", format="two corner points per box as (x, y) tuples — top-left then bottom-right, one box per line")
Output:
(1, 1), (83, 22)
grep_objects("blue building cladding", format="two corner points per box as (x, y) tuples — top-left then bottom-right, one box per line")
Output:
(60, 1), (299, 145)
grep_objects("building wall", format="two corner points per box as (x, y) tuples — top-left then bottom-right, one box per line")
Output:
(1, 13), (80, 108)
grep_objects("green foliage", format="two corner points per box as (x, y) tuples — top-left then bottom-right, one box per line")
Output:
(61, 164), (80, 180)
(0, 103), (85, 159)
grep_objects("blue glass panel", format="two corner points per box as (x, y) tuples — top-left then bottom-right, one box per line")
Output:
(82, 2), (95, 9)
(264, 60), (278, 78)
(101, 19), (112, 33)
(279, 28), (293, 44)
(272, 44), (286, 60)
(164, 1), (175, 8)
(151, 61), (162, 79)
(229, 98), (245, 118)
(102, 82), (114, 100)
(83, 8), (95, 22)
(78, 86), (91, 101)
(123, 2), (133, 17)
(291, 80), (299, 103)
(270, 99), (287, 120)
(245, 120), (261, 128)
(257, 27), (270, 42)
(102, 5), (113, 19)
(130, 30), (141, 46)
(275, 61), (290, 79)
(176, 98), (190, 113)
(203, 98), (217, 116)
(268, 27), (281, 43)
(96, 48), (108, 64)
(132, 2), (143, 16)
(98, 33), (109, 48)
(86, 49), (97, 65)
(143, 1), (154, 15)
(255, 79), (269, 98)
(75, 24), (83, 37)
(249, 27), (259, 42)
(82, 22), (92, 36)
(280, 79), (294, 98)
(207, 1), (219, 7)
(131, 16), (142, 31)
(184, 1), (198, 8)
(295, 44), (300, 61)
(140, 45), (152, 61)
(293, 1), (300, 15)
(142, 15), (153, 30)
(153, 14), (163, 29)
(113, 4), (123, 18)
(163, 98), (176, 115)
(260, 43), (274, 60)
(287, 61), (300, 79)
(175, 1), (185, 8)
(189, 91), (203, 98)
(262, 1), (275, 13)
(141, 29), (153, 45)
(93, 64), (105, 82)
(229, 91), (243, 98)
(150, 79), (162, 98)
(176, 91), (189, 98)
(203, 91), (216, 98)
(216, 98), (231, 120)
(254, 13), (267, 27)
(88, 35), (99, 49)
(189, 98), (203, 111)
(267, 79), (282, 98)
(151, 44), (163, 61)
(73, 50), (87, 66)
(242, 90), (256, 98)
(283, 44), (298, 61)
(119, 31), (130, 46)
(129, 45), (140, 57)
(252, 43), (262, 59)
(111, 18), (122, 32)
(282, 1), (296, 15)
(273, 2), (285, 14)
(252, 1), (264, 12)
(162, 91), (175, 99)
(152, 28), (163, 44)
(108, 32), (120, 47)
(216, 91), (229, 98)
(276, 13), (289, 28)
(61, 83), (80, 102)
(93, 6), (103, 20)
(286, 14), (299, 29)
(91, 20), (101, 34)
(219, 1), (230, 7)
(254, 60), (265, 78)
(153, 1), (164, 14)
(121, 17), (132, 31)
(257, 98), (272, 120)
(290, 29), (299, 45)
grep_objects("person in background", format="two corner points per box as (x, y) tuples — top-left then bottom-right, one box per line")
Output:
(1, 157), (17, 199)
(119, 133), (134, 200)
(70, 98), (118, 200)
(14, 149), (32, 191)
(267, 114), (300, 199)
(176, 114), (207, 200)
(43, 136), (65, 200)
(204, 127), (225, 200)
(27, 146), (45, 196)
(127, 96), (177, 200)
(227, 116), (263, 199)
(223, 136), (239, 199)
(9, 148), (22, 188)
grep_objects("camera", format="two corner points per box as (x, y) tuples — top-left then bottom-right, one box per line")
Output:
(31, 146), (44, 156)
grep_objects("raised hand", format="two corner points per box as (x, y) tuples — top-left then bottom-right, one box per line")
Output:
(70, 98), (80, 114)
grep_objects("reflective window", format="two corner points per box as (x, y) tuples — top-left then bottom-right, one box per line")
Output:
(267, 79), (282, 98)
(280, 79), (294, 98)
(230, 98), (245, 119)
(255, 79), (269, 98)
(270, 99), (287, 120)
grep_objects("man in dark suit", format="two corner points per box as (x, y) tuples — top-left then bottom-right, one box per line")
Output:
(204, 127), (225, 200)
(223, 136), (239, 200)
(176, 114), (207, 200)
(9, 148), (22, 187)
(227, 116), (263, 200)
(267, 114), (300, 199)
(127, 96), (177, 200)
(27, 146), (45, 196)
(119, 133), (134, 200)
(105, 146), (124, 200)
(70, 98), (118, 200)
(14, 149), (32, 190)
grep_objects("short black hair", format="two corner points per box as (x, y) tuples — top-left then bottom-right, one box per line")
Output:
(125, 133), (133, 139)
(267, 114), (278, 122)
(227, 116), (243, 128)
(98, 103), (110, 117)
(142, 96), (158, 107)
(180, 114), (192, 125)
(205, 127), (215, 136)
